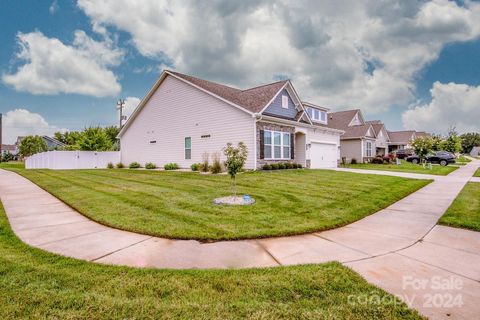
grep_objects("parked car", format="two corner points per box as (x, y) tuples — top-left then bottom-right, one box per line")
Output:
(391, 149), (414, 159)
(406, 151), (456, 166)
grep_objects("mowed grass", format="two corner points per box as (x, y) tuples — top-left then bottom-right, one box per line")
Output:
(342, 160), (457, 176)
(4, 166), (429, 240)
(475, 168), (480, 177)
(440, 182), (480, 231)
(0, 205), (422, 319)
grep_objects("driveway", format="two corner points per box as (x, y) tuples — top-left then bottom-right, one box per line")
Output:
(0, 158), (479, 319)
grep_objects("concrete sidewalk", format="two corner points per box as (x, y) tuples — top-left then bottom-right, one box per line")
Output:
(0, 158), (479, 319)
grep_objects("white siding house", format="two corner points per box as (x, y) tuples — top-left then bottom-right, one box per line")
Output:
(119, 71), (343, 170)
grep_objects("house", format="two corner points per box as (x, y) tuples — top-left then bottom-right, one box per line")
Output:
(118, 70), (344, 169)
(387, 131), (417, 152)
(327, 109), (377, 163)
(366, 120), (390, 156)
(16, 135), (66, 151)
(1, 144), (16, 156)
(471, 146), (480, 157)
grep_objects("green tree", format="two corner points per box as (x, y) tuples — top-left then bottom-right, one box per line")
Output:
(223, 142), (248, 197)
(77, 127), (113, 151)
(104, 125), (120, 151)
(440, 128), (462, 154)
(18, 136), (47, 157)
(411, 136), (433, 162)
(460, 132), (480, 154)
(430, 134), (442, 151)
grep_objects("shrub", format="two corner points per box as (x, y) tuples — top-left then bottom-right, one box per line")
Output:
(145, 162), (157, 169)
(164, 163), (179, 170)
(106, 162), (114, 169)
(129, 162), (141, 169)
(350, 158), (357, 164)
(191, 163), (201, 171)
(371, 157), (384, 164)
(200, 152), (209, 172)
(297, 163), (303, 169)
(270, 163), (279, 170)
(223, 142), (248, 197)
(287, 162), (295, 169)
(210, 152), (223, 174)
(262, 164), (272, 170)
(116, 162), (124, 169)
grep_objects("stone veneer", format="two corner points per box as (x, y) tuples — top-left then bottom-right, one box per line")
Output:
(256, 121), (296, 168)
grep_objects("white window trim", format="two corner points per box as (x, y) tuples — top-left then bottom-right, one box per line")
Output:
(365, 140), (373, 157)
(281, 95), (289, 109)
(264, 130), (291, 160)
(306, 107), (328, 125)
(185, 137), (192, 160)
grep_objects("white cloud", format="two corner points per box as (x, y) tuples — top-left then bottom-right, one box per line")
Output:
(77, 0), (480, 113)
(2, 30), (123, 97)
(122, 96), (141, 118)
(402, 82), (480, 134)
(2, 109), (67, 144)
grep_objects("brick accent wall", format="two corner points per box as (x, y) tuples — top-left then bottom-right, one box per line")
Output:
(256, 121), (296, 168)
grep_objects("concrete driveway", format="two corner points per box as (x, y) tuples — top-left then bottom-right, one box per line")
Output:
(0, 158), (479, 319)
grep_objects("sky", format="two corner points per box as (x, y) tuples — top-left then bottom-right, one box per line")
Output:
(0, 0), (479, 144)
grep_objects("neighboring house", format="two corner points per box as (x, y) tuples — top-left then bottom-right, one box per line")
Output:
(470, 146), (480, 157)
(366, 120), (390, 156)
(118, 70), (344, 170)
(16, 135), (66, 151)
(1, 144), (16, 156)
(327, 109), (377, 163)
(388, 131), (417, 152)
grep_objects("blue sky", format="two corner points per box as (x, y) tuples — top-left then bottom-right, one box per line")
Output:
(1, 0), (479, 143)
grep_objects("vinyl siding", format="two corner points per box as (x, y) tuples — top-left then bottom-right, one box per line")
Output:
(340, 139), (362, 161)
(263, 89), (298, 119)
(120, 75), (255, 169)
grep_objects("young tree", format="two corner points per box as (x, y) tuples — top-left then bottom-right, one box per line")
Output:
(18, 136), (47, 157)
(77, 127), (113, 151)
(223, 142), (248, 197)
(460, 132), (480, 154)
(411, 136), (433, 162)
(440, 128), (462, 154)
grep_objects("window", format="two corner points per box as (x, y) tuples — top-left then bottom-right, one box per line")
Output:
(365, 141), (372, 157)
(281, 95), (289, 109)
(185, 137), (191, 159)
(264, 130), (291, 159)
(306, 107), (327, 124)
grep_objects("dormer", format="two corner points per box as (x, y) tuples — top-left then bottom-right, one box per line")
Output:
(303, 102), (329, 125)
(348, 110), (365, 126)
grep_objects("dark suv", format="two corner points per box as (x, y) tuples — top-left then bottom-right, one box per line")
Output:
(392, 149), (414, 159)
(406, 151), (456, 166)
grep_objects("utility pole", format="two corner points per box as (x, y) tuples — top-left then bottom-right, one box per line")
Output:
(116, 99), (126, 128)
(0, 113), (3, 163)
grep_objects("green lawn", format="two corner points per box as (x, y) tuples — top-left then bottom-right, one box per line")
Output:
(475, 168), (480, 177)
(342, 160), (457, 176)
(0, 205), (422, 319)
(439, 183), (480, 231)
(456, 155), (472, 163)
(2, 165), (429, 241)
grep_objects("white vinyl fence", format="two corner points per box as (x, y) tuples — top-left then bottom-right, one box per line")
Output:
(25, 151), (120, 170)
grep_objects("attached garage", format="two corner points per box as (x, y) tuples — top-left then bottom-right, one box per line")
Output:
(309, 142), (338, 168)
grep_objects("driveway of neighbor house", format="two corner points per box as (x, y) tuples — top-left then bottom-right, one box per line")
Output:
(0, 159), (479, 319)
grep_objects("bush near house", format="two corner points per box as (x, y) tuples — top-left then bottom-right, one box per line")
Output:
(164, 163), (179, 170)
(116, 162), (124, 169)
(263, 163), (302, 170)
(129, 162), (141, 169)
(191, 163), (201, 171)
(210, 153), (223, 174)
(145, 162), (157, 170)
(106, 162), (114, 169)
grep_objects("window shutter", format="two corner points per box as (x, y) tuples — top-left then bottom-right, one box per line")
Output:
(260, 130), (265, 159)
(290, 134), (295, 159)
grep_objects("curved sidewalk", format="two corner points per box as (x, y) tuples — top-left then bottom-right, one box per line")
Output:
(1, 160), (480, 319)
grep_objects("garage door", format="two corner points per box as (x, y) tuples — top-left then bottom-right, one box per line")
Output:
(310, 142), (337, 168)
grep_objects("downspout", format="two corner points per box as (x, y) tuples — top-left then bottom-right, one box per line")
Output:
(253, 113), (263, 170)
